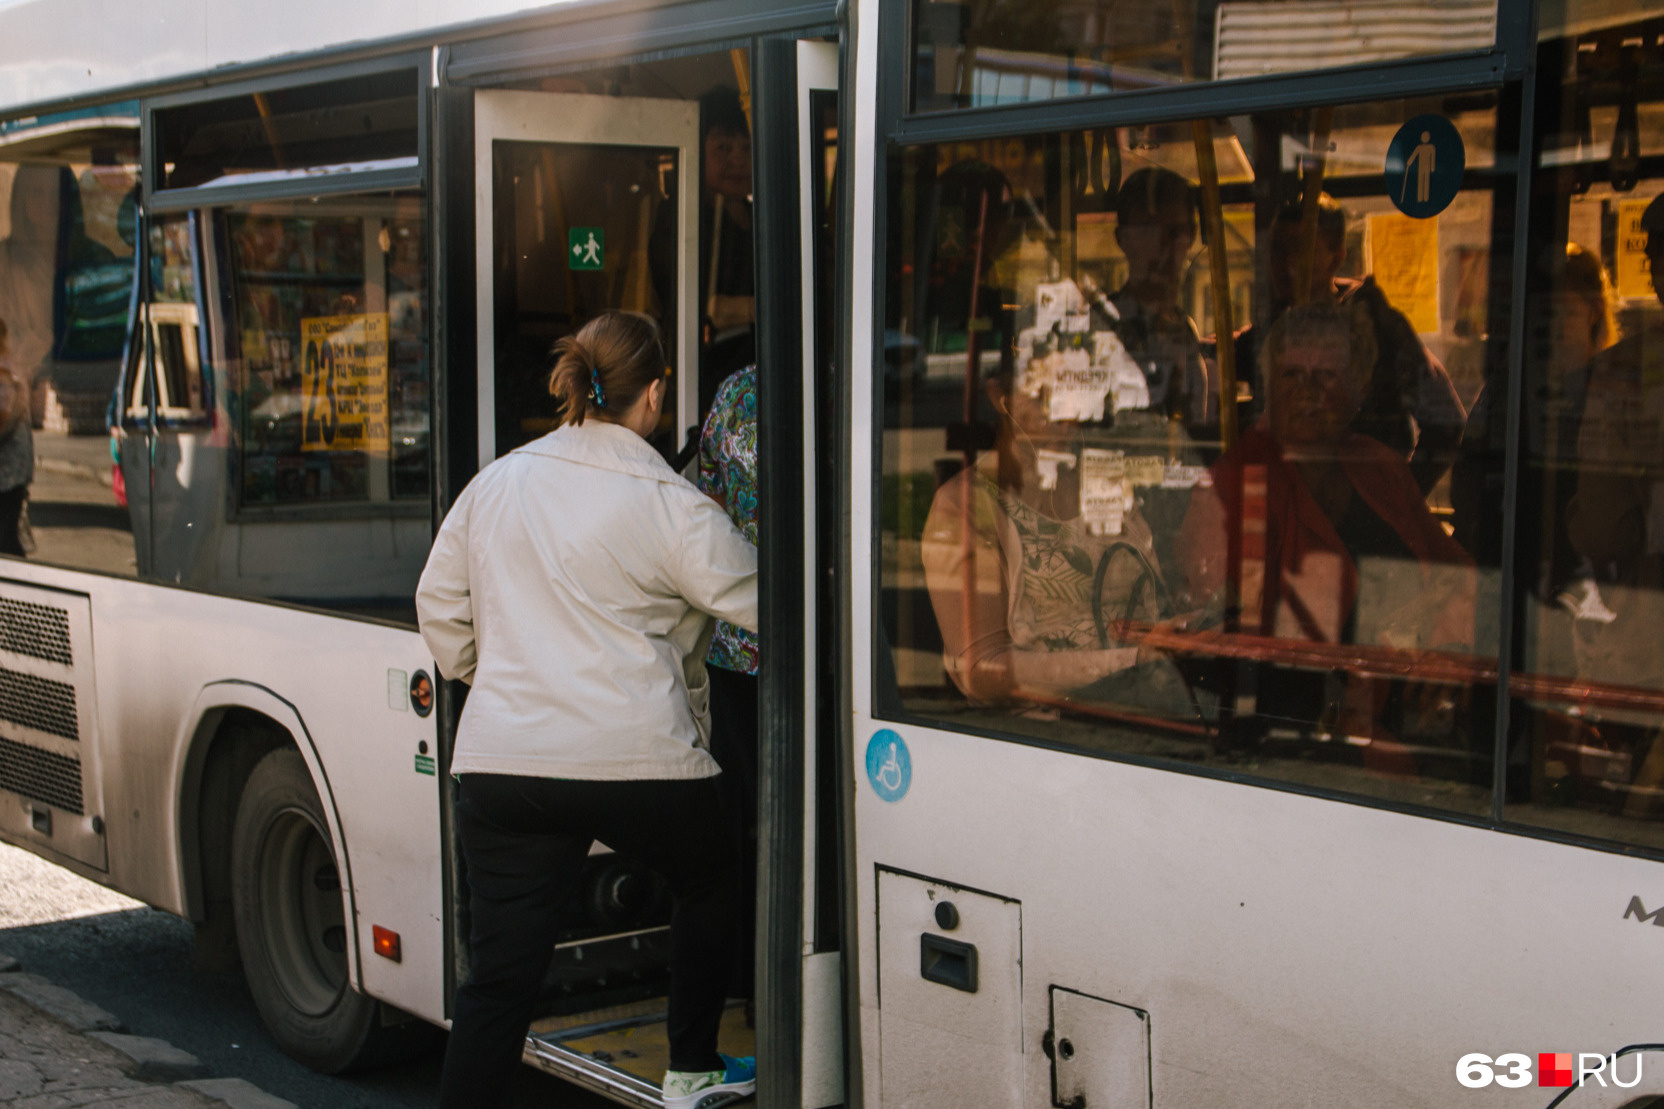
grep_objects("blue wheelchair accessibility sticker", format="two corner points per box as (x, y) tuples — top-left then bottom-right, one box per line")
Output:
(1384, 114), (1465, 219)
(866, 729), (912, 803)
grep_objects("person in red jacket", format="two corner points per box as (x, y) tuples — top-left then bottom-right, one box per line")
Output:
(1180, 299), (1474, 653)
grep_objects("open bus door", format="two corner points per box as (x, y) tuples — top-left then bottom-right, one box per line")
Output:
(448, 35), (846, 1106)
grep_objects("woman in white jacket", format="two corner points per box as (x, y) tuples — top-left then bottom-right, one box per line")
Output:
(417, 312), (759, 1109)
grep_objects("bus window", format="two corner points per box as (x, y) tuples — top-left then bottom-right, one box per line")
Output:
(224, 201), (428, 510)
(0, 110), (143, 577)
(882, 94), (1504, 816)
(909, 0), (1500, 113)
(1491, 3), (1664, 850)
(130, 196), (430, 622)
(152, 68), (418, 192)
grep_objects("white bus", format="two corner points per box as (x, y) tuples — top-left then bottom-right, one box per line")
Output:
(0, 0), (1662, 1106)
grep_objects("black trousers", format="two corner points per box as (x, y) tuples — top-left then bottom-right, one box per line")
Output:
(0, 485), (25, 557)
(707, 665), (758, 1000)
(438, 772), (737, 1109)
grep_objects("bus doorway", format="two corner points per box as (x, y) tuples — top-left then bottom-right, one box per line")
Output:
(454, 37), (844, 1109)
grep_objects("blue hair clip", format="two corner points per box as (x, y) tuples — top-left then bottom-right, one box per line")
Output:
(590, 368), (607, 408)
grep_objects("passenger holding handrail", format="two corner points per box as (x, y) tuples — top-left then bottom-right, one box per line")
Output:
(417, 312), (759, 1109)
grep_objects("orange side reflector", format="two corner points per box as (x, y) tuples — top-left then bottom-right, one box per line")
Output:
(372, 925), (402, 962)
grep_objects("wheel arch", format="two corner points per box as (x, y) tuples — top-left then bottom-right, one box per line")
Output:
(173, 681), (363, 988)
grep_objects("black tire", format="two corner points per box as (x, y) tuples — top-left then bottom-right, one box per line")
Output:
(231, 747), (429, 1073)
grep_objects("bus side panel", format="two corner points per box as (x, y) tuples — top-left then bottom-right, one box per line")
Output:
(0, 559), (446, 1026)
(850, 719), (1663, 1106)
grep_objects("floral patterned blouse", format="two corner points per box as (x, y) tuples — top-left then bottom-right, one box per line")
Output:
(697, 366), (760, 674)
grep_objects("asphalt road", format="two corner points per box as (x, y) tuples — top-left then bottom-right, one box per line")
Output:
(0, 842), (613, 1109)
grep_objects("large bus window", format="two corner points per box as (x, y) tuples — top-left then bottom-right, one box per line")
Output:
(129, 195), (430, 622)
(881, 95), (1504, 816)
(910, 0), (1499, 113)
(0, 106), (143, 577)
(1493, 4), (1664, 850)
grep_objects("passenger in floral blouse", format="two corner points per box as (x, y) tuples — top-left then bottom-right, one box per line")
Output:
(696, 365), (759, 1011)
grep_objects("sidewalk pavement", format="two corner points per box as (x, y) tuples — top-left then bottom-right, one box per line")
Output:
(0, 953), (296, 1109)
(33, 429), (113, 488)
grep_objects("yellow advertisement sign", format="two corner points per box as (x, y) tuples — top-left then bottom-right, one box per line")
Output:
(299, 314), (389, 454)
(1616, 198), (1657, 300)
(1366, 213), (1440, 335)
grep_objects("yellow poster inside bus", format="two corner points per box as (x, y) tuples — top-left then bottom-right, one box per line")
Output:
(299, 313), (390, 454)
(1616, 198), (1657, 300)
(1365, 213), (1439, 335)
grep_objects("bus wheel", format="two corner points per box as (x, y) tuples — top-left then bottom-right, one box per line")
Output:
(231, 747), (413, 1073)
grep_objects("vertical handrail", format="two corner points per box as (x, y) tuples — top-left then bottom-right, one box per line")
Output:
(959, 189), (990, 671)
(1193, 118), (1237, 447)
(1292, 106), (1334, 307)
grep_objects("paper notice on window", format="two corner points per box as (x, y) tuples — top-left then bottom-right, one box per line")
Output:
(1049, 346), (1111, 421)
(1617, 198), (1658, 301)
(1125, 455), (1166, 487)
(1036, 449), (1077, 492)
(300, 313), (390, 454)
(1093, 329), (1149, 413)
(1080, 448), (1130, 537)
(1035, 279), (1090, 334)
(1365, 213), (1439, 335)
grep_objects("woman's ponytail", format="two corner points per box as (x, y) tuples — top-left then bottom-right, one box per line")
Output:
(548, 312), (664, 428)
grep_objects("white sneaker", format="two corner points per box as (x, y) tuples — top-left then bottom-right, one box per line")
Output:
(662, 1053), (756, 1109)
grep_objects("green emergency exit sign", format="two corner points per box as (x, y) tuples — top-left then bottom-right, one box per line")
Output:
(569, 227), (605, 270)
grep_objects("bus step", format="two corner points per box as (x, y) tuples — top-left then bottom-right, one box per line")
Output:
(523, 1029), (664, 1108)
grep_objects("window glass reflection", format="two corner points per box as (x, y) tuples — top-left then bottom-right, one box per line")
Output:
(227, 201), (427, 510)
(910, 0), (1500, 113)
(883, 95), (1501, 815)
(0, 115), (143, 576)
(1494, 2), (1664, 849)
(111, 198), (431, 623)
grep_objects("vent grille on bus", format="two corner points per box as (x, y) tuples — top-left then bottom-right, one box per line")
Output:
(0, 667), (78, 740)
(0, 598), (72, 666)
(0, 735), (83, 814)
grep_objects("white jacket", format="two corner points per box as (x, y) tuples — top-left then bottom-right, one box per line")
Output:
(416, 421), (759, 781)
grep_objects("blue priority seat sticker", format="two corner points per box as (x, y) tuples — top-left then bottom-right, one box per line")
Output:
(866, 729), (912, 802)
(1384, 113), (1465, 219)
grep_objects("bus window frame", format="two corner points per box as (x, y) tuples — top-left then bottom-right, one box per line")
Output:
(887, 0), (1537, 126)
(141, 53), (429, 215)
(855, 0), (1664, 860)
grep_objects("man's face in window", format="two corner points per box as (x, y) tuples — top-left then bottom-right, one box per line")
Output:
(1115, 205), (1196, 305)
(1269, 331), (1362, 449)
(704, 126), (752, 202)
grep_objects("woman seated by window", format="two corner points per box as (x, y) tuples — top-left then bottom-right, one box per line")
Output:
(919, 354), (1166, 705)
